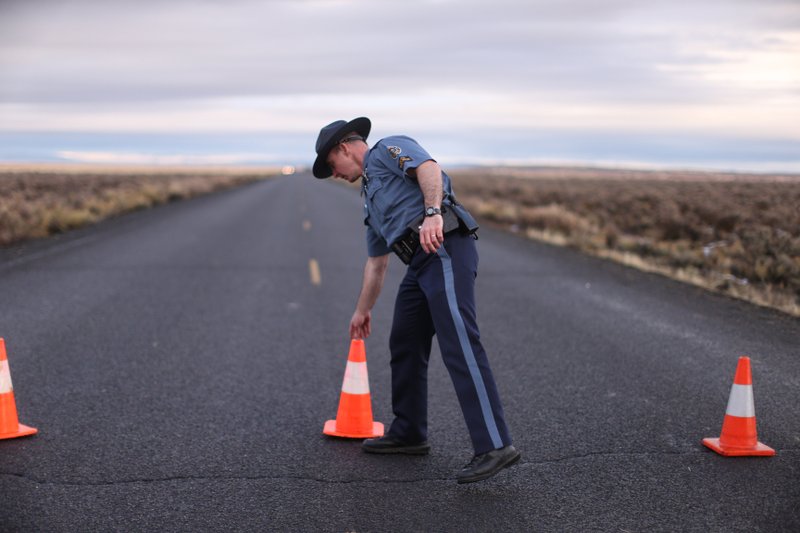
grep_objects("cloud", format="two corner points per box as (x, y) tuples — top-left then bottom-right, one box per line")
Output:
(54, 150), (269, 165)
(3, 0), (798, 104)
(1, 0), (799, 169)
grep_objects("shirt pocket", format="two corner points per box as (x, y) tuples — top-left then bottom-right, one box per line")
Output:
(364, 177), (387, 220)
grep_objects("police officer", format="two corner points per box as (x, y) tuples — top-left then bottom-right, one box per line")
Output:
(313, 117), (519, 484)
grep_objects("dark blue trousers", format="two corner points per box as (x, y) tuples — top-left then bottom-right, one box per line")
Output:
(387, 232), (512, 454)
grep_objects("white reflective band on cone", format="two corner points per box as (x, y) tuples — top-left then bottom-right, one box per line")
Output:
(0, 360), (13, 394)
(341, 361), (370, 395)
(725, 383), (755, 418)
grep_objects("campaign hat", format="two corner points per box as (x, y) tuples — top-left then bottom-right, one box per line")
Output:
(312, 117), (371, 179)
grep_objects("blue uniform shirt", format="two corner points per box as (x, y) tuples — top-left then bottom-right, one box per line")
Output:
(361, 135), (454, 257)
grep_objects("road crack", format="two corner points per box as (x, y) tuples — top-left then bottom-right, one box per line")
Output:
(0, 471), (453, 487)
(3, 449), (795, 487)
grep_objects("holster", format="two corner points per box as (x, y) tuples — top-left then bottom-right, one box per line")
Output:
(390, 202), (479, 265)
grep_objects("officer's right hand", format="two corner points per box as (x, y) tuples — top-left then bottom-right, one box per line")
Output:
(350, 310), (371, 339)
(419, 214), (444, 254)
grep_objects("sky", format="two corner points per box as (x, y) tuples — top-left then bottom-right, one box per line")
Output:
(1, 0), (799, 171)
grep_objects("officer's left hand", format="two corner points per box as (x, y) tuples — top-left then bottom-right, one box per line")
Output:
(349, 309), (371, 339)
(419, 214), (444, 254)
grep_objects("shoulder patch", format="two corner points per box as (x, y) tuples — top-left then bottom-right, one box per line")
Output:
(398, 156), (413, 171)
(387, 146), (401, 159)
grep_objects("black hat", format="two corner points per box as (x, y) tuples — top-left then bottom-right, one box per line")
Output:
(312, 117), (371, 179)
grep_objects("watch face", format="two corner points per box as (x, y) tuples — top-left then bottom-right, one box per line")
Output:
(426, 207), (435, 216)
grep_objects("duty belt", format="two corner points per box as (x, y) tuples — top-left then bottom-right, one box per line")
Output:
(390, 206), (471, 265)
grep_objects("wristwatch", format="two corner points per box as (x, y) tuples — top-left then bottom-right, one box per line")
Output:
(425, 206), (442, 217)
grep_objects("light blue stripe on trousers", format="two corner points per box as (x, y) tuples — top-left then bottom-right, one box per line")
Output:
(437, 246), (503, 450)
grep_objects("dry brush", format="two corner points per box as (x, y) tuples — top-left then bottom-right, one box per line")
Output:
(450, 168), (800, 316)
(0, 166), (278, 246)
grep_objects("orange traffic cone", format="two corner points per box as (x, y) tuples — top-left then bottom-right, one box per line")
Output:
(0, 338), (38, 440)
(323, 339), (384, 438)
(703, 356), (774, 456)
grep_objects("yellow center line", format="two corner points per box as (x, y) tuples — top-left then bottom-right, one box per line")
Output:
(302, 220), (312, 231)
(309, 259), (321, 286)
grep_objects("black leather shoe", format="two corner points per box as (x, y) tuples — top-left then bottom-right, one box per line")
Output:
(362, 436), (431, 455)
(456, 445), (520, 484)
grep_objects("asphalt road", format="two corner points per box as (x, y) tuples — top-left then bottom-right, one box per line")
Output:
(1, 172), (798, 532)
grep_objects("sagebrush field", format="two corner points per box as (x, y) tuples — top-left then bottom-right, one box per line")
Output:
(0, 165), (278, 246)
(450, 167), (800, 316)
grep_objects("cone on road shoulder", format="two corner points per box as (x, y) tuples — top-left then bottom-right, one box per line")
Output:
(0, 338), (38, 440)
(703, 356), (774, 457)
(323, 339), (384, 439)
